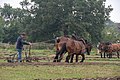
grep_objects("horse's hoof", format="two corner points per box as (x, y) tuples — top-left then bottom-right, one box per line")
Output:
(66, 62), (69, 63)
(65, 61), (68, 62)
(80, 61), (83, 63)
(65, 61), (69, 63)
(57, 60), (61, 62)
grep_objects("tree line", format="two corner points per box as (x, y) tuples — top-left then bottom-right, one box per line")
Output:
(0, 0), (113, 44)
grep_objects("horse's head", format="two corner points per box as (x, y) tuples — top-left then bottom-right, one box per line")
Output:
(97, 42), (104, 54)
(97, 42), (104, 50)
(53, 36), (68, 62)
(104, 42), (112, 51)
(55, 36), (68, 43)
(55, 36), (68, 51)
(97, 42), (110, 53)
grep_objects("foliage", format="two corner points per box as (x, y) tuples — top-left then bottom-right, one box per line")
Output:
(101, 20), (120, 42)
(0, 4), (24, 43)
(0, 16), (5, 42)
(0, 0), (113, 44)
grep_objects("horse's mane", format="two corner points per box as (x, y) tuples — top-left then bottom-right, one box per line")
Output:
(56, 36), (88, 46)
(56, 36), (70, 43)
(105, 42), (112, 45)
(64, 35), (70, 38)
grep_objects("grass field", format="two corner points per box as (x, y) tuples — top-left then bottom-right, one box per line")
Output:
(0, 64), (120, 80)
(0, 48), (120, 80)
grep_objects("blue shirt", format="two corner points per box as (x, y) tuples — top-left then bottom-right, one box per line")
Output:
(16, 36), (29, 49)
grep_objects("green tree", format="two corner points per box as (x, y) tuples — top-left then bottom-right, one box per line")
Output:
(0, 0), (113, 44)
(102, 23), (120, 42)
(25, 0), (112, 43)
(0, 4), (25, 43)
(0, 16), (5, 42)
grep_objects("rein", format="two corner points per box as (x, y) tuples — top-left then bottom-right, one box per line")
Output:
(38, 39), (55, 43)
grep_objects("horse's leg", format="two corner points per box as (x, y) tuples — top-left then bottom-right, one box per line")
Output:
(111, 53), (112, 58)
(108, 54), (109, 58)
(65, 54), (71, 63)
(70, 54), (74, 63)
(58, 43), (67, 62)
(108, 52), (112, 58)
(76, 54), (79, 62)
(107, 53), (109, 58)
(104, 52), (106, 58)
(100, 52), (102, 58)
(117, 52), (119, 58)
(86, 48), (90, 55)
(54, 43), (67, 62)
(53, 51), (60, 62)
(80, 54), (85, 62)
(58, 53), (63, 62)
(110, 53), (112, 58)
(58, 51), (67, 62)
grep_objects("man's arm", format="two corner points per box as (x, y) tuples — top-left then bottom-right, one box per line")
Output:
(21, 40), (30, 45)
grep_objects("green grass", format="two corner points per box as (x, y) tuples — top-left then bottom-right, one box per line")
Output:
(0, 48), (55, 57)
(30, 49), (55, 56)
(0, 64), (119, 80)
(0, 48), (120, 80)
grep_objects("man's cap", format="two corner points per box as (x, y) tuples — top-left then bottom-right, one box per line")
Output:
(20, 32), (26, 35)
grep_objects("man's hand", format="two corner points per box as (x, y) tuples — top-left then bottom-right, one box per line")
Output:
(29, 42), (32, 45)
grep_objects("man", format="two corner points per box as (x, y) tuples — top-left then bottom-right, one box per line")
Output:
(16, 32), (32, 62)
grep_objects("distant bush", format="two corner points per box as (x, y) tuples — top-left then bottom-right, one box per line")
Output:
(0, 42), (54, 50)
(0, 42), (15, 49)
(31, 42), (54, 50)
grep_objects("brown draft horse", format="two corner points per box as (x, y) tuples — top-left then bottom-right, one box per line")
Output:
(106, 43), (120, 58)
(53, 36), (69, 62)
(64, 38), (86, 63)
(70, 40), (92, 63)
(53, 36), (91, 63)
(97, 42), (120, 58)
(97, 42), (109, 58)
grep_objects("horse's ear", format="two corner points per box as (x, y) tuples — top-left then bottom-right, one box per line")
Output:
(98, 42), (100, 44)
(56, 38), (60, 43)
(56, 37), (59, 40)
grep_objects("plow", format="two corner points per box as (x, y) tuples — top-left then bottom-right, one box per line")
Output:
(6, 45), (33, 63)
(6, 45), (51, 63)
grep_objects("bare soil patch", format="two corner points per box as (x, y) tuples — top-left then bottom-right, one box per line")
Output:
(0, 61), (120, 66)
(34, 76), (120, 80)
